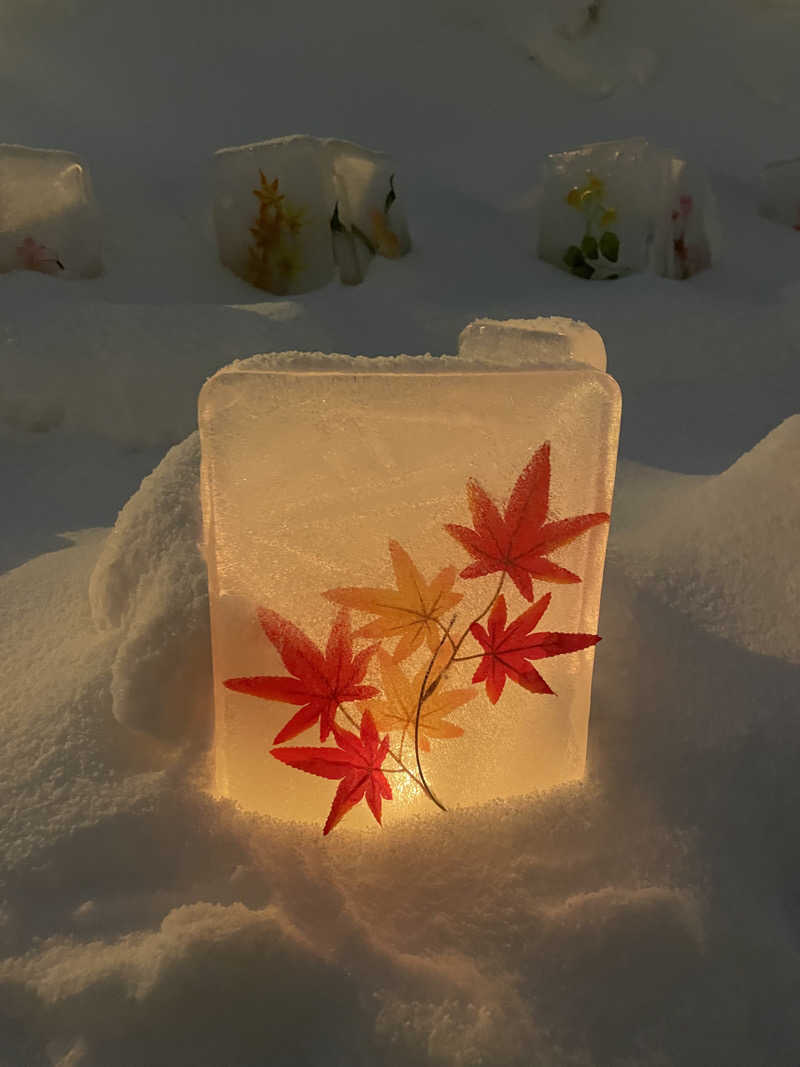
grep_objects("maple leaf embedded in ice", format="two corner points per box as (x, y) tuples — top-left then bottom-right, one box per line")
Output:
(366, 649), (472, 752)
(16, 237), (64, 275)
(324, 540), (462, 662)
(444, 443), (609, 601)
(224, 608), (378, 744)
(271, 710), (392, 835)
(469, 593), (600, 704)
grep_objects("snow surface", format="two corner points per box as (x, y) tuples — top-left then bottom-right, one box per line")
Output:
(2, 0), (800, 1063)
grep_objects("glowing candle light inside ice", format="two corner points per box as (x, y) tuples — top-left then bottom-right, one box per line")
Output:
(198, 318), (621, 834)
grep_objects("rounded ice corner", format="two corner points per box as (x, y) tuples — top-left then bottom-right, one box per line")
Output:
(197, 367), (247, 425)
(595, 368), (622, 409)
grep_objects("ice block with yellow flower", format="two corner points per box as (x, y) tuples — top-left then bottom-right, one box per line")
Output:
(213, 136), (337, 295)
(538, 137), (715, 281)
(326, 138), (411, 268)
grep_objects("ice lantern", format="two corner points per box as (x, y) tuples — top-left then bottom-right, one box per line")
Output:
(213, 135), (410, 294)
(538, 137), (714, 281)
(0, 144), (102, 278)
(198, 318), (621, 835)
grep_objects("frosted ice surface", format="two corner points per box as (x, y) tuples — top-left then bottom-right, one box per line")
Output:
(458, 316), (607, 371)
(651, 153), (715, 280)
(539, 137), (655, 279)
(326, 138), (411, 262)
(538, 137), (714, 280)
(214, 135), (411, 292)
(198, 333), (621, 831)
(213, 136), (337, 294)
(0, 143), (102, 278)
(759, 156), (800, 230)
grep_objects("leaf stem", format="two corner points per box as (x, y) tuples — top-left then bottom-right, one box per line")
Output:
(412, 622), (454, 813)
(432, 573), (505, 683)
(337, 705), (427, 793)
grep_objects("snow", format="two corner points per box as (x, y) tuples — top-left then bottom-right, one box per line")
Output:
(2, 0), (800, 1062)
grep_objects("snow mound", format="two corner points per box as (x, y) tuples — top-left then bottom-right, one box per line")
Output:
(88, 433), (212, 743)
(613, 415), (800, 662)
(4, 426), (800, 1063)
(0, 283), (327, 447)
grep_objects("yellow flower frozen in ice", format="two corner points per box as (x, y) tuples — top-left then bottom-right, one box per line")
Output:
(566, 174), (606, 211)
(370, 209), (402, 258)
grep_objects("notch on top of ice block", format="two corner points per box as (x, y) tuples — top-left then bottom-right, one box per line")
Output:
(458, 316), (606, 371)
(213, 135), (411, 294)
(198, 321), (620, 834)
(538, 137), (714, 281)
(0, 144), (102, 279)
(759, 157), (800, 231)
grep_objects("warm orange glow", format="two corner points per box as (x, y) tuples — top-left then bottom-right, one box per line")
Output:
(199, 321), (620, 834)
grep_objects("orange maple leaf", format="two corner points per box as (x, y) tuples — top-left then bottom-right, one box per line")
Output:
(444, 442), (609, 601)
(224, 608), (378, 744)
(324, 540), (462, 662)
(365, 649), (472, 752)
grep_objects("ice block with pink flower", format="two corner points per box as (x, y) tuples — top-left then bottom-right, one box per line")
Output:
(538, 137), (715, 281)
(0, 143), (102, 278)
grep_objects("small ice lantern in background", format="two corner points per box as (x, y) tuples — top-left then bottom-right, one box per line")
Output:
(0, 144), (102, 278)
(198, 318), (620, 835)
(213, 136), (336, 295)
(538, 137), (714, 281)
(213, 135), (411, 293)
(759, 157), (800, 231)
(652, 153), (714, 280)
(326, 138), (411, 284)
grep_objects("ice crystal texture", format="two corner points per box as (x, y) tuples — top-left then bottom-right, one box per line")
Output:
(198, 321), (620, 830)
(458, 316), (607, 371)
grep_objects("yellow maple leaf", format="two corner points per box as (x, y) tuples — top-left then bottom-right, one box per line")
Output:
(324, 540), (462, 662)
(253, 171), (284, 211)
(366, 650), (472, 752)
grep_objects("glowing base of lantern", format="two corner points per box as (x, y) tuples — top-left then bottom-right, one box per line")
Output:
(199, 327), (620, 834)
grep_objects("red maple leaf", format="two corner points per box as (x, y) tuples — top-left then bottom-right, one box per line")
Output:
(271, 710), (392, 835)
(469, 593), (600, 704)
(444, 442), (609, 601)
(224, 608), (379, 744)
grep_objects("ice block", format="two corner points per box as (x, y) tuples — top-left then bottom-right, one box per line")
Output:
(458, 316), (606, 371)
(198, 320), (621, 834)
(213, 136), (337, 294)
(213, 135), (412, 292)
(538, 137), (653, 279)
(538, 137), (714, 280)
(326, 138), (411, 262)
(651, 155), (714, 280)
(0, 143), (102, 278)
(759, 156), (800, 231)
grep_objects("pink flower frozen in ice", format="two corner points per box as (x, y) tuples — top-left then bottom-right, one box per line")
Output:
(16, 237), (64, 275)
